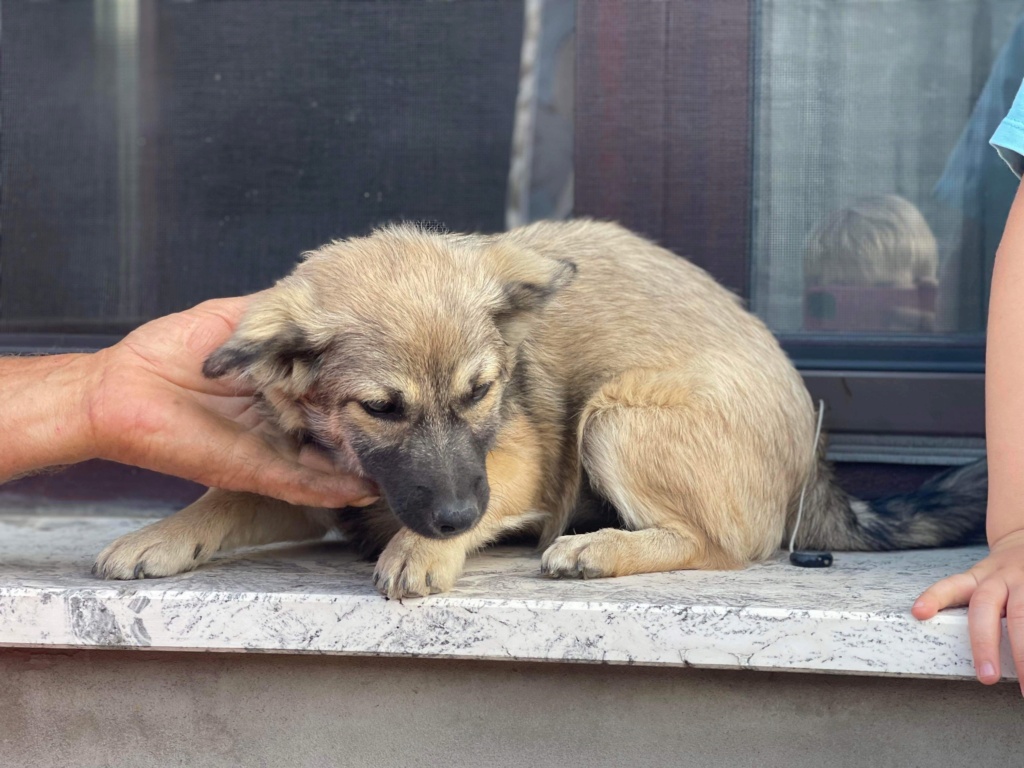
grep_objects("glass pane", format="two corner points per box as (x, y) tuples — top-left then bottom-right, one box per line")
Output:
(0, 0), (576, 336)
(751, 0), (1024, 368)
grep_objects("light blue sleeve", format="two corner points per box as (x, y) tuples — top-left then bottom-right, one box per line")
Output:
(991, 78), (1024, 178)
(936, 19), (1024, 211)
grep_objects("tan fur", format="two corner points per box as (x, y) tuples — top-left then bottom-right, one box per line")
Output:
(96, 219), (827, 598)
(94, 491), (332, 579)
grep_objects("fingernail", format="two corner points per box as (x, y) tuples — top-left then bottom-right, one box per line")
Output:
(913, 599), (925, 610)
(980, 662), (996, 679)
(350, 496), (380, 508)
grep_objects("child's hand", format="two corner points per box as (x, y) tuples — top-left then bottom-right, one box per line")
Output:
(912, 529), (1024, 692)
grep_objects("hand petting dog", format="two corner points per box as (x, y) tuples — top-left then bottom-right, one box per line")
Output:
(0, 296), (378, 509)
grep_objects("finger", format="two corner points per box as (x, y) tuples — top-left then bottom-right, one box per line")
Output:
(968, 580), (1009, 684)
(912, 572), (978, 619)
(248, 462), (380, 508)
(294, 450), (378, 507)
(116, 297), (260, 394)
(183, 293), (272, 358)
(1005, 587), (1024, 695)
(191, 393), (261, 421)
(193, 374), (258, 399)
(232, 402), (264, 431)
(181, 296), (252, 357)
(298, 443), (365, 477)
(298, 445), (337, 474)
(127, 409), (378, 508)
(217, 432), (379, 508)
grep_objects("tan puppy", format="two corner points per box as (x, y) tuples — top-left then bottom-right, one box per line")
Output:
(95, 220), (986, 598)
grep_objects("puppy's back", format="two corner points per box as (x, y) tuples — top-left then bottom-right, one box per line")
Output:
(508, 220), (809, 414)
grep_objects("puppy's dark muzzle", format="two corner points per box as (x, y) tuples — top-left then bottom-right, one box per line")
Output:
(397, 475), (489, 539)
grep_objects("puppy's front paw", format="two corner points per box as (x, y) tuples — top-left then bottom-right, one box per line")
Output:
(373, 530), (466, 600)
(540, 530), (624, 579)
(94, 523), (216, 580)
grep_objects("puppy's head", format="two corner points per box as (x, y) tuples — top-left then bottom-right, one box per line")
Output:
(204, 225), (575, 539)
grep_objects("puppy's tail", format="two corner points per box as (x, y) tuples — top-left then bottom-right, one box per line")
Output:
(790, 458), (987, 552)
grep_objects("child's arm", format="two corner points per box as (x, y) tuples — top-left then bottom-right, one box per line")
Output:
(912, 178), (1024, 692)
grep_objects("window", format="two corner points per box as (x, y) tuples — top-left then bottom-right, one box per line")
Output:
(576, 0), (1012, 459)
(752, 0), (1020, 356)
(0, 0), (1003, 469)
(0, 1), (529, 338)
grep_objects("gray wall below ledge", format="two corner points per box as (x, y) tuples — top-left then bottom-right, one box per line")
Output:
(2, 649), (1020, 768)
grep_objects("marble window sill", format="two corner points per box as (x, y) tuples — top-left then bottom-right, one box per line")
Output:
(0, 515), (1008, 681)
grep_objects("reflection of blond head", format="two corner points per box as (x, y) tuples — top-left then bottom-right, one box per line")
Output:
(804, 194), (938, 289)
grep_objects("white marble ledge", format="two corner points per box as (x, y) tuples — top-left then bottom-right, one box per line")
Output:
(0, 515), (1012, 681)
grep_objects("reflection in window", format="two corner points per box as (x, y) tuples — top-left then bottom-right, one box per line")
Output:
(752, 0), (1024, 339)
(803, 194), (938, 333)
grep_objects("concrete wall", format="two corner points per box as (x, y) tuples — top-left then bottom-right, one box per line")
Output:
(1, 649), (1020, 768)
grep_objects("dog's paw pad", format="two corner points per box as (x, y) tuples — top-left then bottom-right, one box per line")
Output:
(94, 527), (214, 580)
(540, 531), (620, 580)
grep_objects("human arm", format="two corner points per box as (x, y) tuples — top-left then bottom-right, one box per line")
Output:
(912, 179), (1024, 691)
(0, 352), (100, 481)
(0, 297), (378, 508)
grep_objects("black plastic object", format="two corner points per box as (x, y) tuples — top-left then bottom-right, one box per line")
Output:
(789, 550), (834, 568)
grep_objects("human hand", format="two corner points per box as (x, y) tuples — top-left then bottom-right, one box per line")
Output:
(912, 529), (1024, 692)
(84, 296), (378, 508)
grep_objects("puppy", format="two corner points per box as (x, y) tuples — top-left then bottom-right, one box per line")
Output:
(95, 220), (986, 598)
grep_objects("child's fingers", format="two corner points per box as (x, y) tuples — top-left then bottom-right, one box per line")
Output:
(1005, 587), (1024, 695)
(912, 572), (978, 619)
(968, 579), (1009, 684)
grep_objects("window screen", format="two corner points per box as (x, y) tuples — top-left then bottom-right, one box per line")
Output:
(751, 0), (1024, 371)
(0, 1), (531, 335)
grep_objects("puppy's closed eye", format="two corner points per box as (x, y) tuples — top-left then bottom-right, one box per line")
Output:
(466, 381), (492, 404)
(359, 398), (404, 419)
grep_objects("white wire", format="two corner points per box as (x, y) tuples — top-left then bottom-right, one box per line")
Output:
(789, 399), (826, 554)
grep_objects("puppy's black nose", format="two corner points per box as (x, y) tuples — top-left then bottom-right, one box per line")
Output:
(432, 503), (479, 537)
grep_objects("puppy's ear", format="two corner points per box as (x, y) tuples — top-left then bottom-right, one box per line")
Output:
(202, 322), (319, 385)
(203, 289), (322, 394)
(483, 242), (577, 347)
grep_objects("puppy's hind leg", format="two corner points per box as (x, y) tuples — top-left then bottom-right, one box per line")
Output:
(94, 490), (331, 579)
(542, 370), (784, 579)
